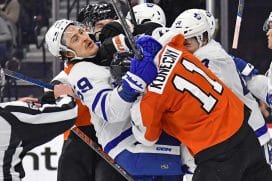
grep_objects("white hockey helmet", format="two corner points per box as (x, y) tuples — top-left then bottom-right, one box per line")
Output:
(263, 12), (272, 32)
(45, 19), (74, 57)
(171, 9), (212, 46)
(199, 9), (216, 38)
(126, 3), (166, 26)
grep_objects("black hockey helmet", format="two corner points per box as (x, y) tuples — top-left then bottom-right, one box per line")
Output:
(77, 1), (117, 27)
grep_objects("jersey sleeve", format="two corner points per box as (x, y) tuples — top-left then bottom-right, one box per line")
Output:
(68, 61), (132, 123)
(247, 75), (269, 104)
(131, 92), (165, 146)
(51, 70), (70, 85)
(0, 95), (77, 150)
(0, 95), (77, 124)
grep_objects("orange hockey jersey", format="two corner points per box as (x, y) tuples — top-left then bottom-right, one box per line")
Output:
(131, 34), (246, 156)
(63, 64), (91, 140)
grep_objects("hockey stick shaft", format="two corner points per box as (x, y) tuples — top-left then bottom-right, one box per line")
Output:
(2, 68), (135, 180)
(71, 127), (134, 181)
(232, 0), (244, 49)
(110, 0), (143, 60)
(125, 0), (137, 26)
(2, 68), (54, 90)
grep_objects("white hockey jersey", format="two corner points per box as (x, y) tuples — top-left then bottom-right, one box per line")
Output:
(67, 61), (180, 159)
(194, 39), (270, 145)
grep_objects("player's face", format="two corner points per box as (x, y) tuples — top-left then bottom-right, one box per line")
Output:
(91, 19), (113, 41)
(184, 37), (200, 53)
(266, 29), (272, 49)
(94, 19), (113, 33)
(63, 25), (99, 57)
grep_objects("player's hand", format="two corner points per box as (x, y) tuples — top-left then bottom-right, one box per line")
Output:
(130, 35), (162, 85)
(54, 84), (75, 99)
(18, 97), (39, 103)
(110, 51), (132, 85)
(232, 55), (259, 77)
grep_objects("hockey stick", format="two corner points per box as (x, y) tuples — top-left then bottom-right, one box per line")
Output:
(232, 0), (245, 49)
(125, 0), (137, 26)
(110, 0), (143, 60)
(71, 127), (134, 181)
(1, 68), (135, 180)
(2, 68), (54, 90)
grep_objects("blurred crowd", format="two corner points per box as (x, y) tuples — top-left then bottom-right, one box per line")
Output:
(0, 0), (51, 67)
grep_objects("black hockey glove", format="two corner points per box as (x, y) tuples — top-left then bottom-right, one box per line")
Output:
(99, 21), (125, 42)
(40, 91), (56, 105)
(39, 80), (62, 105)
(110, 51), (133, 85)
(133, 22), (162, 36)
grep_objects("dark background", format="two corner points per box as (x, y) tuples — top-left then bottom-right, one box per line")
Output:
(224, 0), (272, 74)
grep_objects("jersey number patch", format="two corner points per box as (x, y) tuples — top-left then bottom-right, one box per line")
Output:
(75, 77), (93, 100)
(173, 59), (223, 113)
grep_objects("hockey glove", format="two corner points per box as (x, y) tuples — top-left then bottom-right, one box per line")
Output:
(99, 21), (125, 42)
(232, 55), (259, 78)
(119, 35), (162, 102)
(40, 91), (56, 104)
(110, 51), (132, 85)
(119, 72), (146, 102)
(130, 35), (162, 85)
(112, 34), (131, 52)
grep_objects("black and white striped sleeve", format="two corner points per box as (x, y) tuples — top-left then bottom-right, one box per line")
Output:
(0, 95), (77, 124)
(0, 95), (78, 149)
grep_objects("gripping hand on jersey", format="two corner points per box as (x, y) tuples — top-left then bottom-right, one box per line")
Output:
(232, 55), (259, 78)
(130, 35), (162, 84)
(119, 35), (162, 102)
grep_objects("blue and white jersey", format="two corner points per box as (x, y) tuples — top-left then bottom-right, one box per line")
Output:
(194, 39), (270, 145)
(231, 56), (271, 108)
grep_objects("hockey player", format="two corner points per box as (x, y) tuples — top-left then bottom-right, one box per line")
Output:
(130, 32), (272, 181)
(263, 11), (272, 166)
(45, 19), (184, 180)
(170, 8), (270, 145)
(126, 2), (166, 26)
(77, 1), (118, 42)
(50, 2), (124, 181)
(171, 6), (272, 172)
(98, 2), (166, 43)
(0, 84), (77, 180)
(168, 9), (272, 173)
(125, 2), (170, 40)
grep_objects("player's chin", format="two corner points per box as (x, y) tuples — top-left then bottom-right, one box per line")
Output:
(185, 45), (195, 53)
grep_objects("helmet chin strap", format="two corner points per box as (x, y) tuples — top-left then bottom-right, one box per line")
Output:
(67, 49), (96, 62)
(61, 45), (96, 63)
(196, 35), (203, 47)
